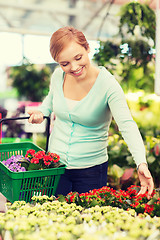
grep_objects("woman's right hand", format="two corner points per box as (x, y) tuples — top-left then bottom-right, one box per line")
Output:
(27, 110), (44, 124)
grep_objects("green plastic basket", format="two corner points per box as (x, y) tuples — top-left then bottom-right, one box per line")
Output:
(2, 137), (31, 143)
(0, 117), (65, 203)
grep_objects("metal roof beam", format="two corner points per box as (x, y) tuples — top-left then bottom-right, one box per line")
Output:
(0, 27), (52, 36)
(0, 2), (79, 16)
(0, 11), (14, 27)
(82, 0), (110, 30)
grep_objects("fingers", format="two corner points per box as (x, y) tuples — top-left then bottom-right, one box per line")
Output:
(138, 184), (153, 199)
(30, 114), (43, 124)
(28, 114), (34, 123)
(138, 178), (154, 199)
(27, 110), (44, 124)
(143, 168), (152, 179)
(138, 185), (147, 196)
(27, 110), (33, 115)
(137, 164), (154, 199)
(147, 178), (154, 199)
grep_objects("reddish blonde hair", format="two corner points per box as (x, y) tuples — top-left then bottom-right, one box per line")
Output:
(50, 26), (89, 61)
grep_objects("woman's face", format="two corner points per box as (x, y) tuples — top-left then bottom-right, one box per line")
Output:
(57, 41), (91, 80)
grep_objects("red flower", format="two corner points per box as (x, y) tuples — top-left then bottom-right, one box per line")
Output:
(26, 149), (35, 156)
(34, 151), (45, 159)
(31, 158), (39, 164)
(43, 155), (52, 166)
(144, 204), (154, 214)
(154, 144), (159, 156)
(25, 149), (60, 170)
(25, 149), (36, 161)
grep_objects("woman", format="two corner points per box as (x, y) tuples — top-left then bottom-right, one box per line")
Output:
(28, 26), (154, 198)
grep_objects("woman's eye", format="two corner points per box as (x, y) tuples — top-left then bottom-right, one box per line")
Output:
(61, 63), (68, 67)
(76, 56), (82, 61)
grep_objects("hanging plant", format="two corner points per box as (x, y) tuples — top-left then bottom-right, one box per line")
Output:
(94, 40), (120, 64)
(119, 1), (156, 42)
(93, 40), (121, 75)
(9, 63), (51, 102)
(121, 39), (154, 67)
(93, 2), (155, 93)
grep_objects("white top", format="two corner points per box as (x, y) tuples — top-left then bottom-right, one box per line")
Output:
(65, 97), (79, 111)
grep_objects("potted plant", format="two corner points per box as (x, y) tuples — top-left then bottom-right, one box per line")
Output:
(9, 63), (51, 102)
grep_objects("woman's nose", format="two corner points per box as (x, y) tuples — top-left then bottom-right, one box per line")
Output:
(70, 61), (78, 71)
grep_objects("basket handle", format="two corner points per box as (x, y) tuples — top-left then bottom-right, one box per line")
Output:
(0, 116), (50, 153)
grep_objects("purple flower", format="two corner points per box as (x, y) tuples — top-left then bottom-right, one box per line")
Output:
(2, 155), (28, 172)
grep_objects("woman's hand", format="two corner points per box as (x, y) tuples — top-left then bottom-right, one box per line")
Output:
(137, 163), (154, 199)
(27, 110), (44, 124)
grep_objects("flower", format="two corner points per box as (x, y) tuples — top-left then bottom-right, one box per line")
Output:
(31, 158), (40, 164)
(60, 185), (160, 217)
(2, 155), (28, 172)
(25, 149), (36, 160)
(2, 150), (61, 172)
(154, 144), (160, 156)
(25, 149), (61, 170)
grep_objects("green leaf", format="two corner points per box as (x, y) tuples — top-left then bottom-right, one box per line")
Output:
(28, 163), (41, 171)
(90, 199), (98, 207)
(109, 164), (124, 179)
(147, 197), (158, 205)
(147, 156), (156, 164)
(57, 195), (66, 202)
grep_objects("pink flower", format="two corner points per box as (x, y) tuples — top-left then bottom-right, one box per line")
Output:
(154, 144), (159, 156)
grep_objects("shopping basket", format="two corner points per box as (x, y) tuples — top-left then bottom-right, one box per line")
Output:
(0, 116), (66, 203)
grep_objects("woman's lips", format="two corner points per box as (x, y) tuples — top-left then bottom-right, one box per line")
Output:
(72, 66), (84, 76)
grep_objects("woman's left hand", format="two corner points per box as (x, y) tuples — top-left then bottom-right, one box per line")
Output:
(137, 163), (154, 199)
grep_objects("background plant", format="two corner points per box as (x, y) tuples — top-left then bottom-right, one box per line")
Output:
(0, 105), (7, 118)
(125, 91), (160, 138)
(9, 63), (51, 102)
(3, 105), (26, 138)
(119, 1), (155, 41)
(94, 1), (156, 93)
(107, 134), (160, 189)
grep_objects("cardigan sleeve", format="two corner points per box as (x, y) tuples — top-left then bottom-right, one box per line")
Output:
(107, 76), (147, 167)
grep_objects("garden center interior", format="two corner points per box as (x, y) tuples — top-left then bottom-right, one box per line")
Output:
(0, 1), (160, 239)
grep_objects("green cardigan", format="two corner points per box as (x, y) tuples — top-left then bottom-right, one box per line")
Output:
(39, 66), (147, 168)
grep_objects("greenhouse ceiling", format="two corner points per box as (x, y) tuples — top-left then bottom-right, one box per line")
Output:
(0, 0), (156, 40)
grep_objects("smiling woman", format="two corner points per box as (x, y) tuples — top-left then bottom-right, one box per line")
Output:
(57, 40), (100, 101)
(50, 26), (89, 62)
(27, 26), (154, 198)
